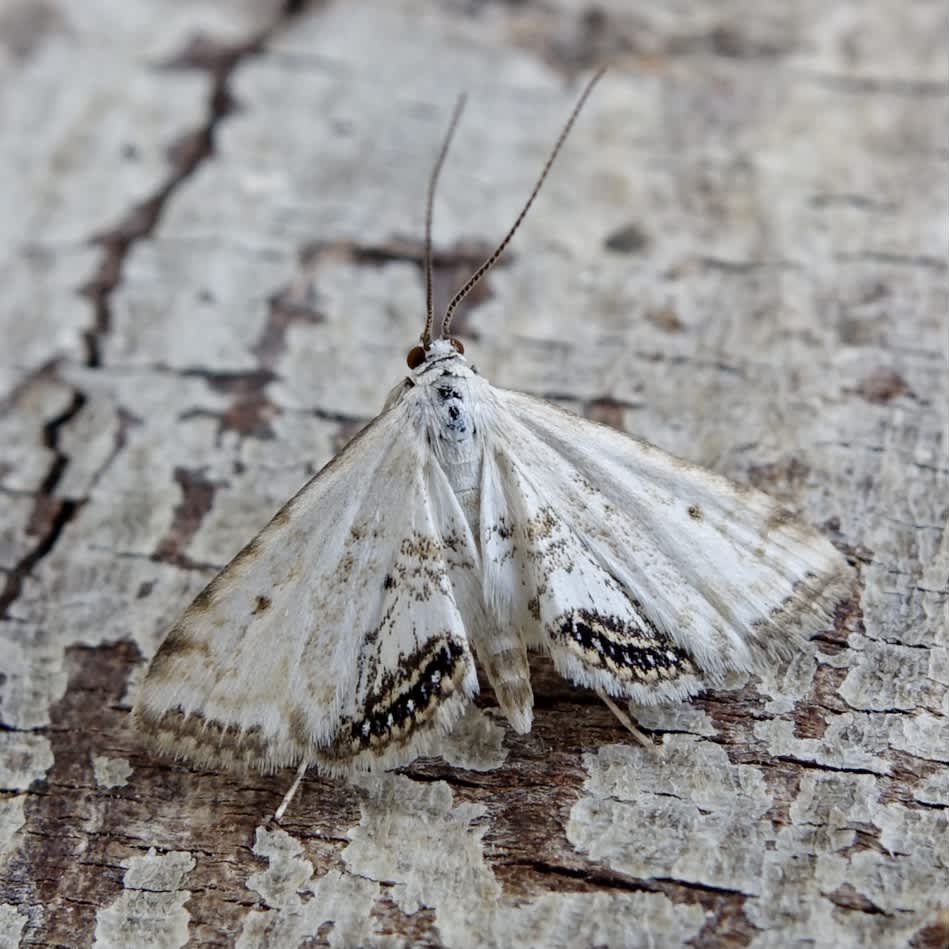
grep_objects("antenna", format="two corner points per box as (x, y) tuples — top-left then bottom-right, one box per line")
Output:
(440, 67), (605, 340)
(420, 94), (467, 348)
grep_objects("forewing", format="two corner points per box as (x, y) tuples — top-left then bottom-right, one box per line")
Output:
(133, 404), (480, 774)
(481, 389), (852, 701)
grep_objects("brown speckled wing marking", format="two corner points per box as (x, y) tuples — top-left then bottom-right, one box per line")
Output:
(481, 440), (705, 705)
(480, 388), (852, 700)
(133, 406), (480, 776)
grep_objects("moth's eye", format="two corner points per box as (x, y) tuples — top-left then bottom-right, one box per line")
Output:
(450, 338), (465, 354)
(406, 346), (426, 369)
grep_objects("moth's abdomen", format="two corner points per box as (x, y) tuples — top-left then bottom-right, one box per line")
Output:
(425, 375), (484, 540)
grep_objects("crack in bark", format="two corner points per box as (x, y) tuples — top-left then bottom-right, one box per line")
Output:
(493, 867), (748, 949)
(795, 70), (949, 98)
(81, 1), (310, 365)
(88, 546), (222, 574)
(0, 3), (312, 620)
(823, 883), (890, 915)
(153, 466), (225, 567)
(394, 768), (493, 792)
(499, 857), (661, 894)
(772, 755), (888, 778)
(0, 383), (86, 618)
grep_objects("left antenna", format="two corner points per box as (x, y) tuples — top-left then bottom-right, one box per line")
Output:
(420, 94), (468, 348)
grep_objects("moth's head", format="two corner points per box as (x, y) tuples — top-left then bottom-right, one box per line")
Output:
(384, 337), (470, 408)
(406, 336), (465, 371)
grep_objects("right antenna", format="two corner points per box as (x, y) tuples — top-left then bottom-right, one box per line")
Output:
(440, 67), (606, 340)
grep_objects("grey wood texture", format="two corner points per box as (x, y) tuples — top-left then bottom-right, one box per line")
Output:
(1, 1), (947, 947)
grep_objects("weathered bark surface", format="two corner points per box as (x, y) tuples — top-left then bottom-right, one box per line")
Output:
(1, 1), (947, 947)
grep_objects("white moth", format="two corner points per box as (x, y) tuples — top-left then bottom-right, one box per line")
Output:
(134, 72), (852, 814)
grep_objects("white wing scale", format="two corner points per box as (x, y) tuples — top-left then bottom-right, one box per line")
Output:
(133, 404), (480, 775)
(479, 388), (851, 701)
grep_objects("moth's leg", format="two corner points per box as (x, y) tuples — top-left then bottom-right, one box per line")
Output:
(273, 760), (308, 823)
(596, 690), (659, 752)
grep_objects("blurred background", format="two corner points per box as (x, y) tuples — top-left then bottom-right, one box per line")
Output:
(1, 2), (947, 947)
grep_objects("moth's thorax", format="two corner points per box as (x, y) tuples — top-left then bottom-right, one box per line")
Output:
(425, 374), (476, 445)
(400, 342), (485, 539)
(409, 346), (481, 449)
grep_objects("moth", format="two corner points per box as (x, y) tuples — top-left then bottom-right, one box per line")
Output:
(134, 71), (852, 815)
